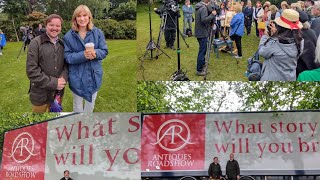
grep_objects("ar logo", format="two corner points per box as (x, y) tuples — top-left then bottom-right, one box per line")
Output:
(151, 119), (193, 151)
(9, 132), (37, 163)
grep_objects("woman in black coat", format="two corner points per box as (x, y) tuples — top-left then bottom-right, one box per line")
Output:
(296, 10), (320, 77)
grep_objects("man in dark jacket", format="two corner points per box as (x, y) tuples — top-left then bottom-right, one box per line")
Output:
(243, 1), (253, 35)
(34, 23), (46, 37)
(226, 153), (240, 180)
(194, 0), (216, 75)
(208, 157), (222, 180)
(60, 170), (73, 180)
(26, 14), (68, 112)
(165, 10), (178, 50)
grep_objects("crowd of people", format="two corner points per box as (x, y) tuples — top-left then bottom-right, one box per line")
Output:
(177, 0), (320, 80)
(26, 4), (108, 112)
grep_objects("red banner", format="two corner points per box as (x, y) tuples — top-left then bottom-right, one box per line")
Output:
(1, 122), (48, 180)
(141, 114), (206, 171)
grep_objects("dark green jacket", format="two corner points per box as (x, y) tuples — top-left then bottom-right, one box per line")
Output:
(226, 159), (240, 178)
(26, 33), (68, 105)
(208, 162), (222, 179)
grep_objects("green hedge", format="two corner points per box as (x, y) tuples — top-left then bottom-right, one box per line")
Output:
(0, 19), (136, 41)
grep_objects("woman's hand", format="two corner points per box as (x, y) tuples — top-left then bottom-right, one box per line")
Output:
(84, 49), (96, 60)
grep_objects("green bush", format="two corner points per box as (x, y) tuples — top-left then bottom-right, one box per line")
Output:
(109, 1), (137, 21)
(119, 20), (136, 39)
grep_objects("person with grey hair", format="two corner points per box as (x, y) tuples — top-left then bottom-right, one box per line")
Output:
(304, 0), (314, 21)
(297, 10), (319, 77)
(310, 3), (320, 37)
(297, 35), (320, 81)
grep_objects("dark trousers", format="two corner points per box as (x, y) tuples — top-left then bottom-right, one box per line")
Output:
(233, 35), (242, 57)
(197, 37), (208, 72)
(164, 29), (176, 47)
(244, 18), (252, 35)
(254, 20), (259, 37)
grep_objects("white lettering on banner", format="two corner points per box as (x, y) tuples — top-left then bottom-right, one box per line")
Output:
(9, 132), (37, 163)
(6, 166), (36, 179)
(6, 171), (36, 178)
(148, 153), (194, 167)
(151, 119), (194, 151)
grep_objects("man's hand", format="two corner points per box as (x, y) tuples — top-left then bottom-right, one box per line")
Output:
(57, 77), (66, 90)
(237, 175), (240, 180)
(212, 10), (217, 15)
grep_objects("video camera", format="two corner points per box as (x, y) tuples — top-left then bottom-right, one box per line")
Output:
(208, 0), (220, 15)
(154, 0), (179, 15)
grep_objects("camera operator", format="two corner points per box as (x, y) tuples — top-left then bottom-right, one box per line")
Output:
(195, 0), (217, 76)
(165, 9), (179, 50)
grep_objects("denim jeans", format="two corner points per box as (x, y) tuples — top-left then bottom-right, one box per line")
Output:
(197, 37), (208, 72)
(183, 17), (192, 35)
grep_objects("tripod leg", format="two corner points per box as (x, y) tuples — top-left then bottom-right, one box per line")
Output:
(167, 12), (190, 48)
(17, 42), (24, 59)
(204, 28), (215, 80)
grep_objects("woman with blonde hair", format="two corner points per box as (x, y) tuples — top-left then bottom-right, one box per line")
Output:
(64, 5), (108, 112)
(280, 1), (289, 14)
(230, 4), (244, 58)
(290, 3), (302, 11)
(268, 5), (280, 22)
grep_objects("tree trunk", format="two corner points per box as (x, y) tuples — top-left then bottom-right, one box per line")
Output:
(12, 18), (20, 42)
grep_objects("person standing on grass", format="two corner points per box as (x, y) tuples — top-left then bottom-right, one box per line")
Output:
(0, 29), (6, 56)
(182, 0), (194, 36)
(26, 14), (68, 112)
(259, 9), (303, 81)
(230, 4), (245, 59)
(64, 5), (108, 112)
(243, 1), (253, 35)
(34, 23), (46, 37)
(194, 0), (217, 76)
(253, 1), (262, 37)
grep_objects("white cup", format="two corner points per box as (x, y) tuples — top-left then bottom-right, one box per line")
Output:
(85, 42), (95, 51)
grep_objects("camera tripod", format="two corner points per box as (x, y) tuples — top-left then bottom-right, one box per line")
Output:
(203, 22), (239, 80)
(156, 10), (190, 59)
(142, 1), (170, 61)
(17, 41), (27, 59)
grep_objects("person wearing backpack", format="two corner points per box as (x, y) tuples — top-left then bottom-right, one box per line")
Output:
(259, 9), (303, 81)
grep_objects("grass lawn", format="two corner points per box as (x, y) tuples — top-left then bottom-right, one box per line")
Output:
(137, 4), (260, 81)
(0, 40), (136, 112)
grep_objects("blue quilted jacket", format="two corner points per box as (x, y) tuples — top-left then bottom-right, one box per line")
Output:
(64, 27), (108, 102)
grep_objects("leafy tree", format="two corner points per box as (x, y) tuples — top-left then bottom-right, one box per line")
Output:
(137, 81), (320, 112)
(44, 0), (112, 20)
(0, 0), (29, 18)
(137, 81), (171, 112)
